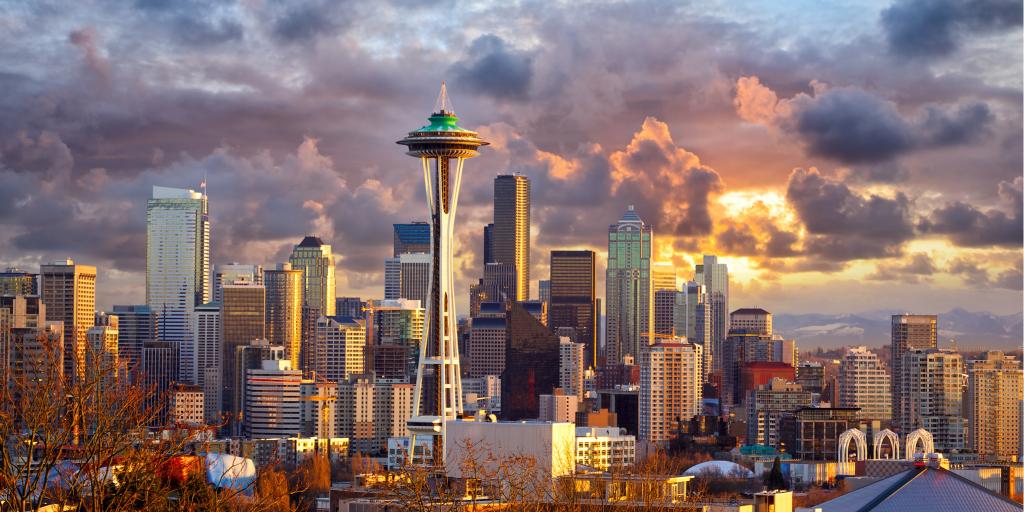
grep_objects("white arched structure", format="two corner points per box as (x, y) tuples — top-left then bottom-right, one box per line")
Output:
(838, 429), (867, 463)
(873, 429), (900, 460)
(905, 429), (934, 459)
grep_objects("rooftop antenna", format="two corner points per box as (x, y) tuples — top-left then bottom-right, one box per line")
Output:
(434, 81), (455, 115)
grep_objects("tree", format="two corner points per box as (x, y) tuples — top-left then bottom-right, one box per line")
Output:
(763, 456), (787, 491)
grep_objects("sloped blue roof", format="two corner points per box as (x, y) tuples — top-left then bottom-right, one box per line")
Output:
(815, 466), (1019, 512)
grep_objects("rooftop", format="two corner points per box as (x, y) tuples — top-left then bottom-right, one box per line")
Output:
(812, 465), (1019, 512)
(297, 235), (325, 248)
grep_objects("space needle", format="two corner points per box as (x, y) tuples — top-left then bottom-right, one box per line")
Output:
(397, 83), (489, 465)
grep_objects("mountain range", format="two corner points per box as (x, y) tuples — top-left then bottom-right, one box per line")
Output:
(773, 308), (1023, 351)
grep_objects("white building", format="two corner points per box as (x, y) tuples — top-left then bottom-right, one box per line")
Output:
(640, 340), (702, 446)
(245, 358), (302, 439)
(146, 186), (210, 384)
(462, 375), (501, 414)
(192, 302), (222, 424)
(901, 348), (966, 452)
(838, 346), (892, 421)
(171, 385), (205, 426)
(383, 252), (430, 306)
(575, 426), (636, 470)
(314, 316), (365, 382)
(539, 389), (578, 423)
(559, 337), (585, 400)
(445, 420), (576, 482)
(337, 377), (414, 454)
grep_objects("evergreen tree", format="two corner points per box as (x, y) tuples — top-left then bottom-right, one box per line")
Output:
(764, 456), (787, 491)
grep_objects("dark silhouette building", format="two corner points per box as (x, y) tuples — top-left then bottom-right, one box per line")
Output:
(501, 302), (559, 420)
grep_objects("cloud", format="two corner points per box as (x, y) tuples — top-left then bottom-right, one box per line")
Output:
(918, 177), (1023, 247)
(733, 76), (995, 163)
(786, 168), (915, 260)
(948, 256), (1023, 290)
(866, 252), (936, 283)
(451, 35), (534, 101)
(271, 1), (345, 43)
(68, 27), (110, 83)
(881, 0), (1023, 58)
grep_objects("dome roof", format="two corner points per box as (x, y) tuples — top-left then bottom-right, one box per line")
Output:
(683, 460), (754, 478)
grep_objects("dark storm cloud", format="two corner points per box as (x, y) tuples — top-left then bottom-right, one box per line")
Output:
(786, 168), (915, 260)
(794, 88), (915, 163)
(717, 225), (759, 255)
(918, 177), (1023, 247)
(842, 163), (910, 183)
(881, 0), (1022, 58)
(451, 35), (534, 101)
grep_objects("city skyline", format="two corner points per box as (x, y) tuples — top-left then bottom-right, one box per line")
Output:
(0, 2), (1020, 322)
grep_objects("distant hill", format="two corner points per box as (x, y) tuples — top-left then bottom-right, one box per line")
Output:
(773, 309), (1023, 351)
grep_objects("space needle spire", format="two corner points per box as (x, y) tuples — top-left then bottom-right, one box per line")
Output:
(397, 83), (489, 466)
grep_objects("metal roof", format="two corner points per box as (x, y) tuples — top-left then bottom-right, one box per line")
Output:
(813, 466), (1020, 512)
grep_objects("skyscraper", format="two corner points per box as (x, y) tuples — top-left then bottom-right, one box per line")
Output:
(549, 250), (598, 368)
(483, 223), (495, 264)
(900, 348), (965, 452)
(651, 262), (676, 293)
(639, 340), (702, 446)
(605, 206), (652, 365)
(40, 259), (96, 385)
(397, 83), (488, 462)
(383, 252), (430, 305)
(289, 236), (336, 318)
(290, 235), (336, 372)
(501, 301), (560, 420)
(192, 301), (221, 424)
(890, 314), (937, 429)
(838, 346), (892, 421)
(220, 283), (265, 423)
(492, 173), (530, 301)
(468, 302), (507, 378)
(146, 186), (210, 379)
(213, 263), (263, 303)
(111, 304), (155, 376)
(393, 222), (431, 257)
(265, 263), (303, 368)
(696, 255), (728, 374)
(967, 351), (1022, 461)
(315, 316), (366, 382)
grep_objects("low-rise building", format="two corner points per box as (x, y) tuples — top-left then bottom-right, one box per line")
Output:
(575, 426), (636, 470)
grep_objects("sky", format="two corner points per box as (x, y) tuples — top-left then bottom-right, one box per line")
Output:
(0, 0), (1021, 317)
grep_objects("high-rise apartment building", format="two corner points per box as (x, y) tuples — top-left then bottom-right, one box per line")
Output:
(86, 313), (118, 386)
(639, 340), (702, 446)
(891, 314), (937, 429)
(265, 263), (303, 369)
(221, 284), (265, 420)
(900, 348), (965, 452)
(170, 385), (205, 427)
(314, 316), (366, 382)
(968, 351), (1022, 461)
(559, 337), (585, 400)
(492, 174), (530, 301)
(695, 255), (728, 374)
(549, 250), (598, 368)
(192, 302), (221, 424)
(838, 346), (891, 421)
(146, 186), (210, 374)
(245, 355), (302, 439)
(393, 222), (431, 257)
(40, 259), (96, 385)
(289, 236), (336, 318)
(746, 378), (813, 448)
(606, 206), (653, 365)
(337, 376), (415, 454)
(0, 268), (37, 295)
(383, 252), (430, 306)
(111, 305), (155, 376)
(212, 263), (263, 303)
